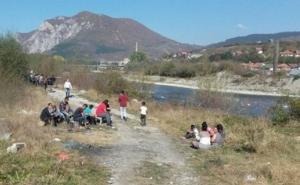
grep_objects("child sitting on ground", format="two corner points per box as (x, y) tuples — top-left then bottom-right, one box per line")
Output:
(211, 124), (225, 147)
(185, 124), (200, 141)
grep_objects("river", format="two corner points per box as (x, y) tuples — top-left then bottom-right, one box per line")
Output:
(151, 84), (281, 117)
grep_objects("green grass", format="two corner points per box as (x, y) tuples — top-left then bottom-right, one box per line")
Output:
(0, 141), (110, 185)
(134, 161), (171, 185)
(274, 121), (300, 137)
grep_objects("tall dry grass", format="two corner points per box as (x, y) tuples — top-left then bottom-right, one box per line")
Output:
(0, 87), (110, 184)
(125, 100), (300, 185)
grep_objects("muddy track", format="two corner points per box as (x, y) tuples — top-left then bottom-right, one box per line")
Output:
(48, 89), (200, 185)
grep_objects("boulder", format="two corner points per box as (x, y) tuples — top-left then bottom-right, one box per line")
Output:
(244, 174), (256, 182)
(53, 138), (62, 142)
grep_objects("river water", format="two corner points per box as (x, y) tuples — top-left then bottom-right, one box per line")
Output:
(151, 84), (281, 117)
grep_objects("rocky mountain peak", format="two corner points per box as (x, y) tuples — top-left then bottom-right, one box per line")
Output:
(17, 11), (200, 60)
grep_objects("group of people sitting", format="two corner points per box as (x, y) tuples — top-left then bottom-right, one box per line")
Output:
(40, 97), (113, 129)
(185, 121), (225, 149)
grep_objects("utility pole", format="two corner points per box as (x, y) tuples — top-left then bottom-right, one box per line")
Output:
(135, 42), (138, 52)
(273, 40), (279, 74)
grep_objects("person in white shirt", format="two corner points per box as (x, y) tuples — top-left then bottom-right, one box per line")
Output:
(140, 101), (147, 126)
(192, 122), (211, 149)
(64, 79), (72, 98)
(185, 124), (200, 141)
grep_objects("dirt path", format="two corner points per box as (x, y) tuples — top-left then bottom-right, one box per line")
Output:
(48, 89), (200, 185)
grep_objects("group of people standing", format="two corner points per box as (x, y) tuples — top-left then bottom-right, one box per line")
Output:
(185, 121), (225, 149)
(29, 70), (56, 91)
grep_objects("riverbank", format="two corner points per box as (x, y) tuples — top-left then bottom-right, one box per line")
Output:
(124, 72), (300, 97)
(75, 85), (300, 185)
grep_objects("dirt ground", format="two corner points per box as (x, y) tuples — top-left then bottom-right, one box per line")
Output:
(48, 89), (200, 185)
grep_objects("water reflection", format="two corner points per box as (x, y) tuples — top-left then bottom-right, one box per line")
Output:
(151, 85), (280, 117)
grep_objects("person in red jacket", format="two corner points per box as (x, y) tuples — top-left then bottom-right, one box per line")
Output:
(118, 90), (128, 121)
(96, 99), (112, 126)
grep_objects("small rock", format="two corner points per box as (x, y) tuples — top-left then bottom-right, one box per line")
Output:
(170, 182), (174, 185)
(7, 145), (17, 153)
(7, 143), (26, 153)
(53, 138), (61, 142)
(18, 110), (36, 115)
(244, 174), (256, 182)
(38, 121), (44, 127)
(108, 177), (114, 184)
(149, 177), (153, 180)
(78, 90), (87, 95)
(132, 99), (139, 103)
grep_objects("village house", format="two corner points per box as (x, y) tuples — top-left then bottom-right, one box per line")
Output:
(232, 50), (243, 56)
(280, 49), (297, 57)
(188, 53), (202, 59)
(256, 47), (263, 54)
(173, 51), (192, 58)
(242, 62), (264, 70)
(295, 50), (300, 57)
(277, 63), (291, 71)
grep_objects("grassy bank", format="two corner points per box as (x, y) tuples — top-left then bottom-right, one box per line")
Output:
(134, 102), (299, 185)
(78, 85), (299, 185)
(0, 88), (110, 185)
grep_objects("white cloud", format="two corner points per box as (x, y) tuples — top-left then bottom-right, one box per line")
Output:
(236, 23), (247, 30)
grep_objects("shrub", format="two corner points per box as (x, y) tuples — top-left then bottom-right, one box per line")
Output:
(159, 62), (176, 76)
(289, 98), (300, 120)
(274, 71), (287, 80)
(223, 115), (266, 153)
(0, 34), (28, 105)
(93, 71), (149, 98)
(28, 54), (64, 76)
(129, 51), (148, 63)
(174, 63), (196, 78)
(270, 97), (300, 124)
(94, 71), (129, 95)
(271, 105), (290, 125)
(0, 34), (28, 78)
(196, 62), (219, 76)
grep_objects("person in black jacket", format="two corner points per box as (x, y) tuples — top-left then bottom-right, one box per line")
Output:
(40, 103), (53, 126)
(73, 106), (85, 126)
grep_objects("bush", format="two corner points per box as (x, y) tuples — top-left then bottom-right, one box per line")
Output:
(289, 98), (300, 120)
(0, 34), (28, 78)
(28, 54), (65, 76)
(271, 105), (290, 125)
(196, 62), (219, 76)
(270, 97), (300, 124)
(0, 34), (28, 105)
(223, 115), (266, 153)
(159, 62), (176, 76)
(93, 71), (149, 98)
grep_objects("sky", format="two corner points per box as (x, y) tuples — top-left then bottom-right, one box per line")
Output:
(1, 0), (300, 45)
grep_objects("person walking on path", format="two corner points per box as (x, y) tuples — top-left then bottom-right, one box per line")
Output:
(140, 101), (147, 126)
(119, 90), (128, 121)
(43, 76), (48, 91)
(64, 79), (72, 98)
